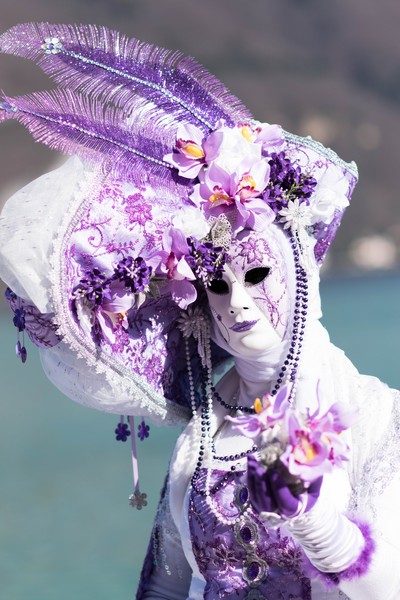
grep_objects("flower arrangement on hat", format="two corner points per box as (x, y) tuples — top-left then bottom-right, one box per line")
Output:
(70, 119), (352, 349)
(164, 120), (350, 236)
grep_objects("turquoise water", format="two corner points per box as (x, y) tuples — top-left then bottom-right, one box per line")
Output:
(0, 272), (399, 599)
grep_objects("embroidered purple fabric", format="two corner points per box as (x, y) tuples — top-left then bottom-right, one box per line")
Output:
(5, 288), (62, 349)
(189, 468), (312, 599)
(60, 179), (230, 411)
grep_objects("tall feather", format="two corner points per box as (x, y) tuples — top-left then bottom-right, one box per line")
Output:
(0, 22), (253, 132)
(0, 89), (188, 193)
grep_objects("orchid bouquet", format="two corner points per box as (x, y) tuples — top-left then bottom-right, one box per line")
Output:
(226, 385), (358, 486)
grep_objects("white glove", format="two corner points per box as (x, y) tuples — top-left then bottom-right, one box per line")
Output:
(288, 495), (368, 573)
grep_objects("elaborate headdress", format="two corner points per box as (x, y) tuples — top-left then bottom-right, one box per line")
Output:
(0, 23), (358, 504)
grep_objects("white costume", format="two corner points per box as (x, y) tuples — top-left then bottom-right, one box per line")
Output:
(0, 22), (399, 599)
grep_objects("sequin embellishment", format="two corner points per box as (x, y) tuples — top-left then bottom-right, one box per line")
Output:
(41, 37), (63, 54)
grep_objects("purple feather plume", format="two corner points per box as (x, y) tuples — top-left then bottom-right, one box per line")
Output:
(0, 22), (253, 132)
(0, 88), (187, 191)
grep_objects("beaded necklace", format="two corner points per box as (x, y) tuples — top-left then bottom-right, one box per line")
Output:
(183, 234), (309, 527)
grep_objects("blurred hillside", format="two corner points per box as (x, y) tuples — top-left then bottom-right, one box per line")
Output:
(0, 0), (399, 272)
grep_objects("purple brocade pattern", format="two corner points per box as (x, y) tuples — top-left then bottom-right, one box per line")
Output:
(5, 288), (62, 349)
(313, 211), (344, 266)
(280, 137), (357, 266)
(189, 469), (312, 599)
(62, 178), (228, 410)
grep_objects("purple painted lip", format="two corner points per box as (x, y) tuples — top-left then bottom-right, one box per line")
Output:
(229, 320), (259, 333)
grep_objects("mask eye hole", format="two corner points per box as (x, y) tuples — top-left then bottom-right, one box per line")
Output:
(244, 267), (271, 286)
(208, 278), (229, 295)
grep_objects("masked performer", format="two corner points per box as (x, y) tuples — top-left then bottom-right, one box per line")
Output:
(0, 23), (399, 600)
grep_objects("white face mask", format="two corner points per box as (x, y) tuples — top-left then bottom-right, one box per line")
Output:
(206, 230), (291, 357)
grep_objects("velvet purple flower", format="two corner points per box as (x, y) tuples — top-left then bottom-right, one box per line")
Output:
(186, 237), (228, 287)
(263, 152), (317, 213)
(114, 256), (152, 293)
(137, 420), (150, 441)
(115, 421), (131, 442)
(73, 267), (110, 306)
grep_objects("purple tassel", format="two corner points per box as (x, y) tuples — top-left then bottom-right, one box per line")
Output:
(0, 22), (252, 131)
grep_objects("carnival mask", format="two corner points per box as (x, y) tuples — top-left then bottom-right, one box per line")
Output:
(206, 229), (290, 356)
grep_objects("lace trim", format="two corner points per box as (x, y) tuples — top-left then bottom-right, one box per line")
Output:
(152, 478), (186, 579)
(283, 130), (358, 177)
(48, 165), (189, 425)
(349, 390), (400, 516)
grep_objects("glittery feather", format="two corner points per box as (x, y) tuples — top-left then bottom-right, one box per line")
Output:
(0, 22), (253, 132)
(0, 89), (186, 190)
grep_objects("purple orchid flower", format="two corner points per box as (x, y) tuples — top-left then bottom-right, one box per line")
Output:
(280, 411), (332, 482)
(226, 385), (291, 438)
(238, 122), (285, 152)
(95, 280), (135, 344)
(279, 395), (357, 482)
(163, 123), (207, 179)
(75, 279), (135, 345)
(153, 226), (197, 309)
(308, 401), (359, 434)
(201, 121), (262, 166)
(225, 413), (264, 438)
(192, 157), (275, 232)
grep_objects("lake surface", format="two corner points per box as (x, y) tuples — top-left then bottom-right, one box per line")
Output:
(0, 272), (399, 599)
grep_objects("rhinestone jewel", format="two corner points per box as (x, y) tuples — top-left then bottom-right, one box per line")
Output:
(244, 590), (269, 600)
(234, 517), (259, 549)
(242, 555), (268, 585)
(41, 37), (63, 54)
(0, 101), (18, 113)
(239, 486), (249, 505)
(234, 485), (250, 511)
(247, 561), (260, 580)
(240, 525), (253, 543)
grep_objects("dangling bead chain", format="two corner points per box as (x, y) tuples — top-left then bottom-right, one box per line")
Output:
(270, 233), (308, 404)
(191, 362), (257, 525)
(211, 387), (256, 414)
(184, 338), (199, 425)
(189, 232), (309, 524)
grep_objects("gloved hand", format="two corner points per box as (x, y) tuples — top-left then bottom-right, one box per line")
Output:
(247, 454), (322, 518)
(247, 454), (370, 577)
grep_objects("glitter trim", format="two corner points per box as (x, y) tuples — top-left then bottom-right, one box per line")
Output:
(19, 106), (171, 168)
(283, 130), (358, 177)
